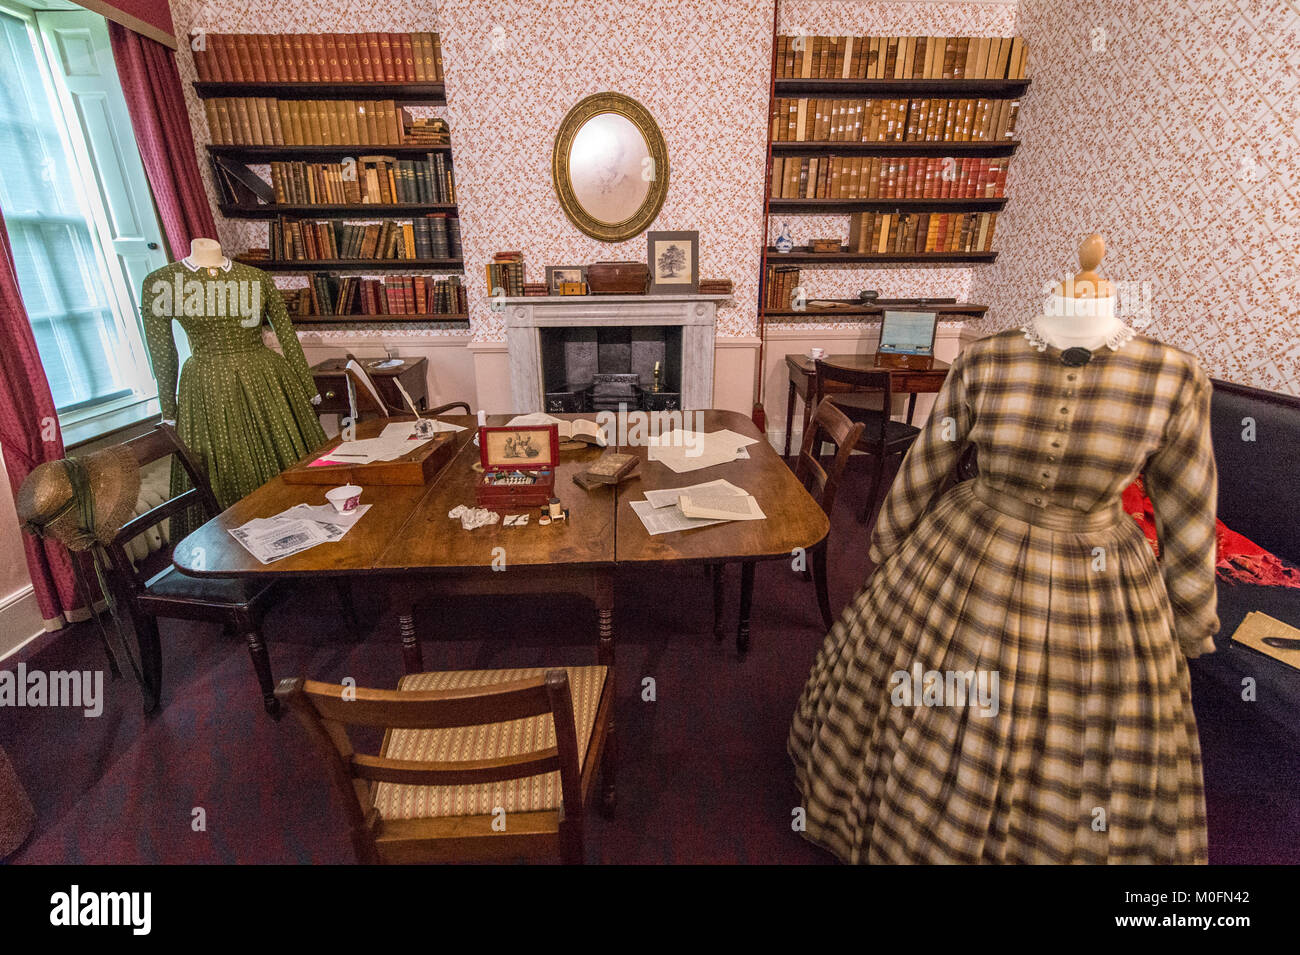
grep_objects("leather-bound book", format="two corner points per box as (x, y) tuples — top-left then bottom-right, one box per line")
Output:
(379, 33), (395, 82)
(399, 34), (415, 82)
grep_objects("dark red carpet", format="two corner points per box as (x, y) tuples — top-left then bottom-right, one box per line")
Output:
(4, 459), (1297, 864)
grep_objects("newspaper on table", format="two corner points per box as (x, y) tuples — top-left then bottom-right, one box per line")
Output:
(228, 503), (372, 564)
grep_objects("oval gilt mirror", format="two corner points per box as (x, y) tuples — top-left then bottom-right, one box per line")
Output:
(552, 92), (669, 243)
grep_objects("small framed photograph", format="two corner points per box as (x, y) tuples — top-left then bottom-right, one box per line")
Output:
(646, 230), (698, 294)
(545, 265), (586, 294)
(479, 424), (560, 470)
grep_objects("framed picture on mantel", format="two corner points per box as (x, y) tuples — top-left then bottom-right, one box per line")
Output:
(647, 230), (698, 294)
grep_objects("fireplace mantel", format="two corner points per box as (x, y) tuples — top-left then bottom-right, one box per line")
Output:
(504, 294), (730, 412)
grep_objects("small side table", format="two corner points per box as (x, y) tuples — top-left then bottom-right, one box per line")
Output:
(310, 356), (429, 417)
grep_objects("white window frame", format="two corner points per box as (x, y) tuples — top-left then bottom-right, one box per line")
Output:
(1, 0), (162, 445)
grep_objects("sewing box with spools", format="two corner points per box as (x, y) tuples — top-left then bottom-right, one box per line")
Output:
(475, 423), (559, 508)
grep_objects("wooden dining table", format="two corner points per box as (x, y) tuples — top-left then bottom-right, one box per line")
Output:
(172, 409), (828, 692)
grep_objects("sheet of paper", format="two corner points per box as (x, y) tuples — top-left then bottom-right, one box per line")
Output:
(709, 429), (760, 449)
(646, 429), (755, 472)
(679, 489), (766, 520)
(506, 412), (565, 427)
(629, 499), (727, 536)
(643, 479), (744, 509)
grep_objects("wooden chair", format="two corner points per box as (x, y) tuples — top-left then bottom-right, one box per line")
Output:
(342, 352), (470, 421)
(708, 400), (865, 645)
(101, 423), (353, 716)
(276, 665), (615, 864)
(813, 360), (921, 524)
(793, 399), (866, 629)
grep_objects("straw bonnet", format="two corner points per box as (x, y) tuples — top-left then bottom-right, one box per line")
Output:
(15, 446), (141, 551)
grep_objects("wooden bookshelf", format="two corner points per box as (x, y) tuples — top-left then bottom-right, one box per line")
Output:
(235, 257), (464, 273)
(194, 81), (445, 103)
(197, 32), (465, 324)
(208, 144), (452, 160)
(770, 140), (1017, 157)
(290, 312), (469, 325)
(762, 300), (988, 321)
(774, 77), (1029, 97)
(219, 202), (458, 219)
(766, 247), (996, 265)
(769, 197), (1005, 214)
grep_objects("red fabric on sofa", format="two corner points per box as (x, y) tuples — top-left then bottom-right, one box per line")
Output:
(1124, 478), (1300, 588)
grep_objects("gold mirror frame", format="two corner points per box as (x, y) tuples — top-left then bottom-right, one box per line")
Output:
(552, 92), (669, 243)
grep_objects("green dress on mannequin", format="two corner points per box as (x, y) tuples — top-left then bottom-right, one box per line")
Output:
(142, 254), (326, 540)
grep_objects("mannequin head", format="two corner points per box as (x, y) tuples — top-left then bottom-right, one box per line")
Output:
(1052, 233), (1114, 299)
(188, 238), (225, 267)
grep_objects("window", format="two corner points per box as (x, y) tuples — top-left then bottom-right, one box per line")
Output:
(0, 2), (170, 444)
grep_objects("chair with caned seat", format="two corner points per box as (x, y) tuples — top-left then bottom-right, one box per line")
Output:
(813, 360), (922, 524)
(275, 665), (615, 864)
(101, 423), (355, 716)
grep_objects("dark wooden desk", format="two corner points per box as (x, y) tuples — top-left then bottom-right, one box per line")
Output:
(783, 353), (951, 458)
(310, 356), (428, 417)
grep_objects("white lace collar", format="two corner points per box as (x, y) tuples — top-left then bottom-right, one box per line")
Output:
(181, 255), (232, 274)
(1021, 321), (1135, 353)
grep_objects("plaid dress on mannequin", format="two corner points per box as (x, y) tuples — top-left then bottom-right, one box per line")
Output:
(789, 325), (1219, 864)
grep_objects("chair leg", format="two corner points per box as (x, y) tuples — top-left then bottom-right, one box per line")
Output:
(560, 820), (585, 864)
(736, 562), (755, 654)
(711, 563), (725, 642)
(132, 612), (163, 714)
(600, 719), (617, 818)
(811, 543), (834, 631)
(333, 578), (360, 637)
(242, 626), (280, 717)
(857, 451), (890, 524)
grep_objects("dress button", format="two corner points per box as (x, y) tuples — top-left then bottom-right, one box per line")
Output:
(1041, 471), (1050, 478)
(1051, 440), (1061, 447)
(1067, 374), (1077, 381)
(1060, 407), (1069, 414)
(1047, 455), (1056, 462)
(1034, 497), (1043, 505)
(1065, 390), (1075, 397)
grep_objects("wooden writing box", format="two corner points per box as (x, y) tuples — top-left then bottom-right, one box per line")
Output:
(282, 430), (459, 487)
(475, 424), (559, 508)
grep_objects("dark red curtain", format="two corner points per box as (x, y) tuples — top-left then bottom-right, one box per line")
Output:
(107, 21), (217, 257)
(0, 213), (80, 623)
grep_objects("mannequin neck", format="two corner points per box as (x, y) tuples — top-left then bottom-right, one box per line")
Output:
(1033, 294), (1123, 350)
(187, 238), (226, 268)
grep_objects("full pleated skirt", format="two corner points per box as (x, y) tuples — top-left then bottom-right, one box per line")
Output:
(788, 479), (1208, 864)
(170, 348), (327, 540)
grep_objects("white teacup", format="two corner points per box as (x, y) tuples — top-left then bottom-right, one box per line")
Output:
(808, 347), (827, 360)
(325, 484), (363, 514)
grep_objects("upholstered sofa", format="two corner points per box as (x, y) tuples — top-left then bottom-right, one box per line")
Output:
(1192, 379), (1300, 743)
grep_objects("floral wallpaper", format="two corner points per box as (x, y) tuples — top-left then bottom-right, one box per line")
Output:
(169, 0), (1022, 341)
(969, 0), (1300, 394)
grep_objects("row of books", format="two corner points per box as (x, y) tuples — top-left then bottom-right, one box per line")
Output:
(269, 154), (456, 206)
(773, 97), (1020, 143)
(774, 35), (1028, 81)
(764, 266), (801, 310)
(486, 252), (526, 298)
(268, 216), (462, 262)
(193, 32), (443, 84)
(284, 274), (467, 318)
(205, 98), (424, 147)
(771, 156), (1009, 200)
(848, 211), (999, 255)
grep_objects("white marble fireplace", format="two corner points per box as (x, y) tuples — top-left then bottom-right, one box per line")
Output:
(503, 294), (729, 412)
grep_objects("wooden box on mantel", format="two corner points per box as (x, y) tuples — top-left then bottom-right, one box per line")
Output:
(282, 428), (461, 487)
